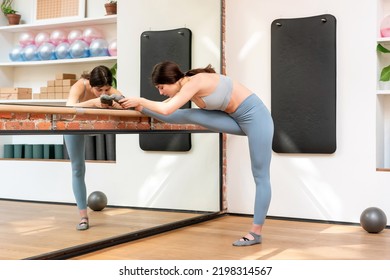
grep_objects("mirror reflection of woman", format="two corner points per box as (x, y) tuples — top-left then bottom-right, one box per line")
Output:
(119, 61), (274, 246)
(65, 65), (123, 230)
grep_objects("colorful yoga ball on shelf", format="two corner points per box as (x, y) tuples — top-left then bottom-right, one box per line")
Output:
(82, 27), (103, 44)
(108, 39), (117, 56)
(69, 39), (90, 58)
(55, 42), (71, 59)
(67, 29), (83, 44)
(9, 46), (24, 61)
(21, 44), (39, 61)
(37, 42), (56, 60)
(381, 15), (390, 37)
(50, 29), (68, 45)
(19, 32), (35, 47)
(34, 32), (50, 47)
(89, 38), (109, 57)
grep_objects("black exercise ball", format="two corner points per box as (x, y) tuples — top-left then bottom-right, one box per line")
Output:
(360, 207), (387, 233)
(88, 191), (107, 211)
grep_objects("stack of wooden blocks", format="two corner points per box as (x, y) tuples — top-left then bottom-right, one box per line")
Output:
(38, 73), (77, 99)
(0, 88), (32, 100)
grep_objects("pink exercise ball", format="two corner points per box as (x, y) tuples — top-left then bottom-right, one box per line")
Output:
(35, 32), (50, 47)
(19, 32), (35, 47)
(55, 42), (71, 59)
(50, 29), (68, 45)
(381, 15), (390, 37)
(68, 29), (83, 44)
(69, 39), (90, 58)
(108, 39), (117, 56)
(82, 27), (103, 44)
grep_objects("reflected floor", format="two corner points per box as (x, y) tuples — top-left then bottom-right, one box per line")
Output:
(0, 199), (203, 260)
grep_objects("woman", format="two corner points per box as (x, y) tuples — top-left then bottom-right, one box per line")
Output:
(65, 65), (123, 230)
(119, 61), (274, 246)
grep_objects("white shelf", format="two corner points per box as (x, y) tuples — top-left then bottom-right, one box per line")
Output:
(0, 56), (117, 67)
(0, 15), (117, 33)
(377, 90), (390, 94)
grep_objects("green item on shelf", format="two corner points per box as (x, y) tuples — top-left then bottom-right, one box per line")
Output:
(3, 144), (14, 158)
(13, 144), (23, 158)
(32, 144), (44, 159)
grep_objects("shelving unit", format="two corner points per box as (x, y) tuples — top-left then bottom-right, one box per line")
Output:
(0, 13), (118, 158)
(0, 15), (117, 103)
(377, 0), (390, 171)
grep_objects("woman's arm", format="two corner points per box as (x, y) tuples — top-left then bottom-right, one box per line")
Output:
(120, 75), (202, 114)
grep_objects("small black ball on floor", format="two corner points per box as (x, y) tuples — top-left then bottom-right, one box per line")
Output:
(360, 207), (387, 233)
(88, 191), (107, 211)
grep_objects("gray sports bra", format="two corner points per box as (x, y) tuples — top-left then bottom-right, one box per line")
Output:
(200, 74), (232, 111)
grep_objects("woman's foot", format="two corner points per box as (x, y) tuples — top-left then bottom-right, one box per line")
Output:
(232, 232), (261, 246)
(76, 217), (89, 231)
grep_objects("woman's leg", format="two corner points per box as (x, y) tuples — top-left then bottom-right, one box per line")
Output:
(230, 95), (274, 245)
(142, 108), (245, 135)
(64, 134), (89, 230)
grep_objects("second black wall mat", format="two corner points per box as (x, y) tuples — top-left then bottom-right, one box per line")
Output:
(271, 14), (337, 154)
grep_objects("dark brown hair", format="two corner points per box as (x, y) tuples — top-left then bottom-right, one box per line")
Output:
(151, 61), (216, 85)
(81, 65), (113, 87)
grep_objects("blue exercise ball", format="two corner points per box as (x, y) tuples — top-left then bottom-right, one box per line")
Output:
(360, 207), (387, 233)
(37, 42), (56, 60)
(9, 46), (24, 61)
(89, 38), (109, 57)
(69, 39), (90, 59)
(88, 191), (107, 211)
(55, 42), (71, 59)
(21, 44), (39, 61)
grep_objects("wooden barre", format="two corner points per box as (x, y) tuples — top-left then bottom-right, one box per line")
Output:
(0, 103), (209, 134)
(0, 104), (143, 118)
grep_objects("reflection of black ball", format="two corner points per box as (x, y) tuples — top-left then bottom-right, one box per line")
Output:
(360, 207), (387, 233)
(88, 191), (107, 211)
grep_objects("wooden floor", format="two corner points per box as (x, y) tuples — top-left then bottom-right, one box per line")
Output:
(2, 199), (389, 260)
(71, 215), (390, 260)
(0, 200), (203, 260)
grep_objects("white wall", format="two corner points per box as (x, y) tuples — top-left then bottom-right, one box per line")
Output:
(226, 0), (390, 224)
(0, 0), (221, 212)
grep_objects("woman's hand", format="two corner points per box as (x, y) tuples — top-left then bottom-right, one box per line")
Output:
(118, 97), (141, 109)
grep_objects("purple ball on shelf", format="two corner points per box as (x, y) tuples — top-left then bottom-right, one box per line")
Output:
(69, 40), (90, 59)
(89, 38), (109, 57)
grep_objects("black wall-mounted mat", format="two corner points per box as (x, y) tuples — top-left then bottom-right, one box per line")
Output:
(140, 28), (192, 151)
(271, 14), (336, 154)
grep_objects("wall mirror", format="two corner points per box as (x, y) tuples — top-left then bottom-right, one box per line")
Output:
(0, 0), (222, 259)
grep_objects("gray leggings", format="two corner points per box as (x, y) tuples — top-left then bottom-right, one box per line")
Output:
(64, 135), (87, 210)
(142, 94), (274, 225)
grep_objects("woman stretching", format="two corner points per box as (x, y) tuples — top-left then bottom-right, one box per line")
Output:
(65, 65), (123, 230)
(119, 61), (274, 246)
